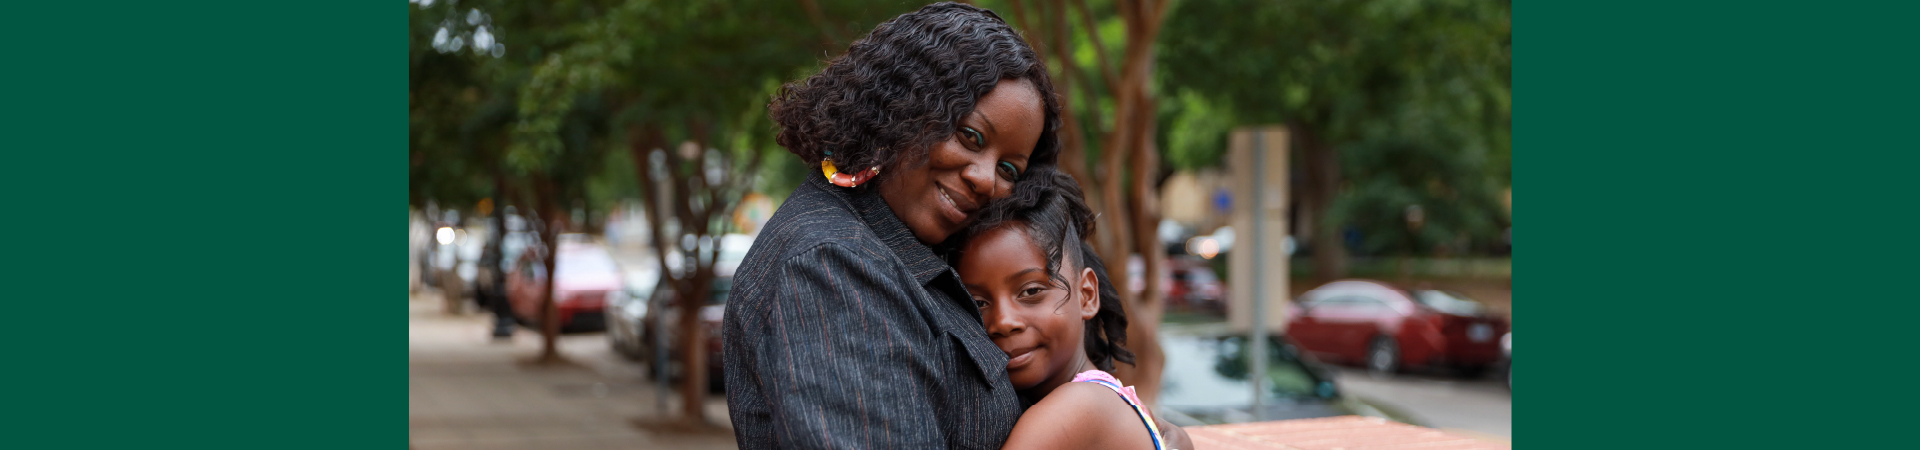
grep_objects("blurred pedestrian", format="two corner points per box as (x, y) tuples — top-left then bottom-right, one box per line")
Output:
(722, 3), (1062, 448)
(479, 219), (514, 339)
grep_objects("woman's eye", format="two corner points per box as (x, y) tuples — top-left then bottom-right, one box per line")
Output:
(997, 161), (1021, 181)
(960, 127), (986, 147)
(1020, 287), (1044, 297)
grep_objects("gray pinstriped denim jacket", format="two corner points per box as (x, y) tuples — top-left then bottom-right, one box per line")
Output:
(723, 173), (1021, 449)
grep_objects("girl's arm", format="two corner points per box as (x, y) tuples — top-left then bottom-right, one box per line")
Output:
(1000, 383), (1162, 450)
(1154, 415), (1195, 450)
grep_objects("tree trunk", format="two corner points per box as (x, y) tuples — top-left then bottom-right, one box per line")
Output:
(1009, 0), (1171, 406)
(534, 177), (565, 363)
(1297, 124), (1348, 281)
(677, 266), (713, 424)
(1115, 0), (1171, 407)
(625, 125), (719, 424)
(1109, 53), (1164, 403)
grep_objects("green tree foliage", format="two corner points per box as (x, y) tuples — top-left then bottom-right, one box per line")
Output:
(409, 2), (507, 210)
(1333, 140), (1505, 256)
(412, 0), (912, 424)
(1161, 0), (1510, 262)
(1158, 89), (1235, 172)
(411, 0), (611, 367)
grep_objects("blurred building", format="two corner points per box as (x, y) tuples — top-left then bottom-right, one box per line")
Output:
(1160, 169), (1233, 234)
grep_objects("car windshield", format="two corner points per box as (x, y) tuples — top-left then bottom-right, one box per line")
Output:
(623, 275), (657, 301)
(1157, 334), (1332, 407)
(719, 247), (749, 265)
(501, 234), (527, 265)
(718, 235), (753, 261)
(1412, 290), (1486, 316)
(558, 251), (618, 277)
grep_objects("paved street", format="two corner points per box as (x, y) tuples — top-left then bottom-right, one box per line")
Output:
(408, 292), (734, 450)
(1330, 367), (1512, 439)
(411, 274), (1509, 447)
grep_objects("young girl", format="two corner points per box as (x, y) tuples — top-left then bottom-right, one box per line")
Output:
(950, 168), (1195, 450)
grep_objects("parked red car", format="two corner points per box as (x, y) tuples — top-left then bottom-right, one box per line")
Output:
(1285, 279), (1507, 377)
(1166, 257), (1225, 314)
(505, 237), (622, 333)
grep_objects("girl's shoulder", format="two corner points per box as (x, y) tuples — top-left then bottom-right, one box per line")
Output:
(1066, 370), (1150, 411)
(1017, 376), (1158, 449)
(1035, 380), (1135, 412)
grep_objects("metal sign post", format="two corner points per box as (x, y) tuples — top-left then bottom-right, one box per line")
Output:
(1227, 126), (1289, 423)
(1248, 131), (1268, 422)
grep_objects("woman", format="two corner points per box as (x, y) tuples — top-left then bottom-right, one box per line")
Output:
(950, 168), (1194, 450)
(722, 3), (1062, 449)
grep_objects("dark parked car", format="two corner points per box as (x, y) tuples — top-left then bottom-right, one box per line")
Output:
(1155, 331), (1419, 426)
(1285, 279), (1508, 377)
(632, 234), (751, 390)
(605, 268), (660, 360)
(640, 275), (731, 390)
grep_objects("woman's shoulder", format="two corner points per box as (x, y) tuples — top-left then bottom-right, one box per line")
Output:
(729, 195), (903, 299)
(748, 196), (882, 263)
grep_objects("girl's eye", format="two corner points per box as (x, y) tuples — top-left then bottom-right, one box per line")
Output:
(973, 299), (988, 309)
(1020, 287), (1044, 297)
(960, 126), (986, 147)
(997, 161), (1021, 181)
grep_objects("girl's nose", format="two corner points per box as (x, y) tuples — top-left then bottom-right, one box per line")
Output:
(985, 301), (1024, 337)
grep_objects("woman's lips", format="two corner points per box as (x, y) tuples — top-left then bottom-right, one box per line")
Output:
(937, 185), (971, 224)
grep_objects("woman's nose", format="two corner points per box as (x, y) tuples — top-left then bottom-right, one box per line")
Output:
(961, 155), (999, 199)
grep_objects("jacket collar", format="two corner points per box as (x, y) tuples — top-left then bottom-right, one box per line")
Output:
(806, 173), (954, 286)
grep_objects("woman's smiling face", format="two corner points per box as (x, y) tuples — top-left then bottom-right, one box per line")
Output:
(880, 78), (1045, 245)
(957, 225), (1099, 394)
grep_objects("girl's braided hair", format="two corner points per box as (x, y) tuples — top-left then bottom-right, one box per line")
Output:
(948, 167), (1134, 371)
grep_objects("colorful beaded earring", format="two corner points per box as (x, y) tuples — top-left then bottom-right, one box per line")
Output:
(821, 150), (881, 187)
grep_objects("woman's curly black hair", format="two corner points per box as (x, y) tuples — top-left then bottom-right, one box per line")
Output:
(948, 166), (1135, 371)
(770, 2), (1061, 186)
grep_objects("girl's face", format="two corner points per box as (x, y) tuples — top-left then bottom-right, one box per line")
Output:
(956, 225), (1099, 397)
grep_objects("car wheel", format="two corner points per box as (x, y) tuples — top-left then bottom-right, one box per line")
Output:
(1367, 337), (1400, 377)
(1453, 364), (1489, 379)
(621, 323), (650, 361)
(636, 329), (656, 363)
(607, 323), (632, 357)
(649, 359), (675, 382)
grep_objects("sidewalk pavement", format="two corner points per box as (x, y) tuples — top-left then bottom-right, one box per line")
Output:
(409, 292), (735, 450)
(1188, 415), (1510, 450)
